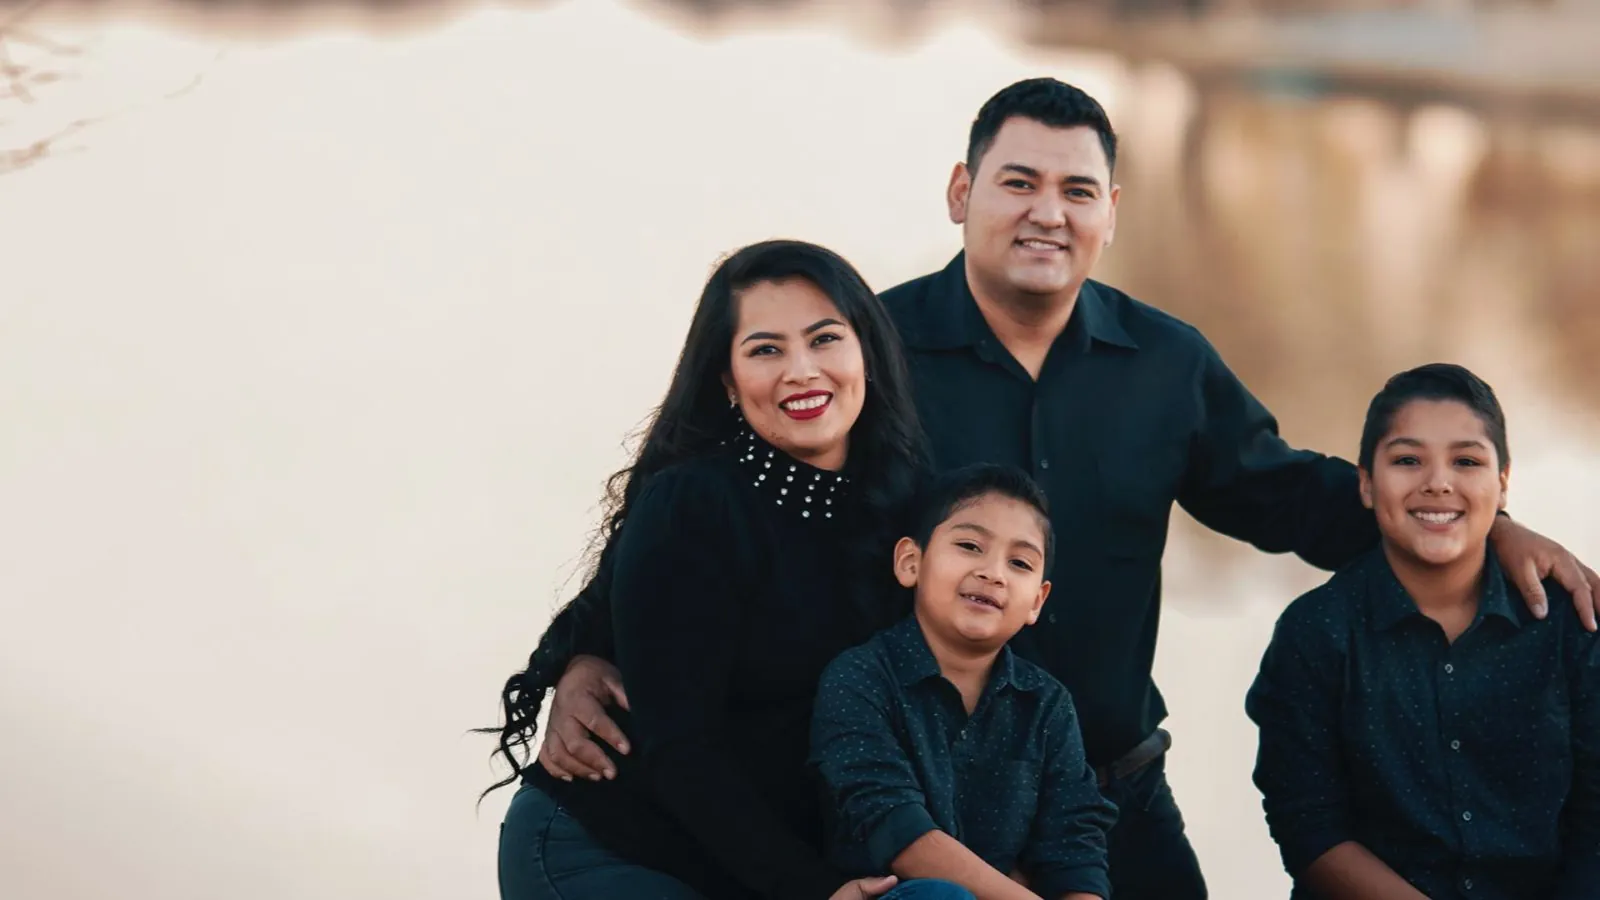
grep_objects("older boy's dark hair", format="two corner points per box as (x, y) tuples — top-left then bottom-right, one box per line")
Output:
(909, 464), (1055, 574)
(1358, 363), (1509, 471)
(967, 77), (1118, 177)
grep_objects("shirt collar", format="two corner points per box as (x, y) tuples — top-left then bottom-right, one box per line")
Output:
(881, 614), (1047, 693)
(1366, 543), (1521, 632)
(725, 428), (851, 522)
(903, 251), (1138, 354)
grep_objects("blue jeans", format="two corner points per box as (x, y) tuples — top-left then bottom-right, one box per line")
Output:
(499, 785), (705, 900)
(1102, 754), (1208, 900)
(882, 879), (976, 899)
(499, 784), (974, 900)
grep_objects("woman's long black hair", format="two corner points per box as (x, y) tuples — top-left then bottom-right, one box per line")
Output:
(480, 239), (929, 796)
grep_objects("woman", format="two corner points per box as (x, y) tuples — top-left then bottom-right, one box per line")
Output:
(484, 240), (973, 900)
(1246, 363), (1600, 899)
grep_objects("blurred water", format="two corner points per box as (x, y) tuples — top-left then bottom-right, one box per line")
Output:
(1, 2), (1596, 899)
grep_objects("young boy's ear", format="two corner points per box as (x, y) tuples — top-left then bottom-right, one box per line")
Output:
(1025, 580), (1052, 626)
(892, 537), (922, 589)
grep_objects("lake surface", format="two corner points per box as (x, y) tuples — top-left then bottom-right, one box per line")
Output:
(2, 2), (1596, 898)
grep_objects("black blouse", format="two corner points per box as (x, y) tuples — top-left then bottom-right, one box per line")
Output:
(530, 431), (905, 900)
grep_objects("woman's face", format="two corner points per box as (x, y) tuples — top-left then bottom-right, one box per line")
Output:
(1360, 398), (1508, 569)
(725, 278), (867, 471)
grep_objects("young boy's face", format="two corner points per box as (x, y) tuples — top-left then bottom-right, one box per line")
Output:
(895, 492), (1052, 650)
(1359, 398), (1508, 568)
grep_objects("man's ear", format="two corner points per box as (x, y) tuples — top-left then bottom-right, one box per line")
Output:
(947, 162), (972, 225)
(892, 537), (922, 589)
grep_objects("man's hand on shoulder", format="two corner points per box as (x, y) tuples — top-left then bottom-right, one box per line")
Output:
(537, 654), (631, 782)
(1490, 514), (1600, 631)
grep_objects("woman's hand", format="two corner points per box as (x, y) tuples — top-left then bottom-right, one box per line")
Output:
(829, 875), (899, 899)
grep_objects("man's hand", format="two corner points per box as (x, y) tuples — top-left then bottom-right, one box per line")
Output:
(1491, 515), (1600, 631)
(537, 654), (631, 782)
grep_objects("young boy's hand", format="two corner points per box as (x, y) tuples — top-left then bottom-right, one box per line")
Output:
(831, 875), (898, 899)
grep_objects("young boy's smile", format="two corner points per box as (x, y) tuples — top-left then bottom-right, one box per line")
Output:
(895, 492), (1052, 650)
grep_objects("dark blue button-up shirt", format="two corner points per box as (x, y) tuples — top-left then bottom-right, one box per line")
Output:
(810, 616), (1117, 899)
(1246, 546), (1600, 899)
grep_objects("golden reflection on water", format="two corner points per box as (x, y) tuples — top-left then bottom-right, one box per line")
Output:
(1, 3), (1596, 899)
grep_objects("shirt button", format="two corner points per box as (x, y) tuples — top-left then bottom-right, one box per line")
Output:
(1451, 739), (1462, 751)
(1462, 811), (1473, 822)
(1039, 458), (1050, 470)
(1444, 663), (1455, 674)
(1463, 878), (1474, 891)
(1047, 613), (1057, 625)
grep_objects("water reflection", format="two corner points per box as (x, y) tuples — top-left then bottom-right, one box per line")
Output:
(1, 3), (1596, 900)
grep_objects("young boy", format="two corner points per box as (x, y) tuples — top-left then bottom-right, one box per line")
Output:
(1246, 363), (1600, 899)
(810, 464), (1116, 900)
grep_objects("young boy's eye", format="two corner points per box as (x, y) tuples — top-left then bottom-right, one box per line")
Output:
(1010, 559), (1034, 572)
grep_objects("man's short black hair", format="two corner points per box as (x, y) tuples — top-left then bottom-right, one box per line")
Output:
(1358, 363), (1509, 472)
(908, 463), (1055, 575)
(967, 77), (1118, 177)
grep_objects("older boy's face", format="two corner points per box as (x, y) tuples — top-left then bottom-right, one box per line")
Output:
(1359, 399), (1508, 569)
(899, 494), (1051, 649)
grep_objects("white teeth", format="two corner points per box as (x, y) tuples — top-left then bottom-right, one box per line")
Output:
(1020, 240), (1063, 251)
(1413, 511), (1463, 524)
(782, 395), (830, 411)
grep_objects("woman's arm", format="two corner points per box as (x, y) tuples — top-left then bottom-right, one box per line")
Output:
(610, 464), (846, 900)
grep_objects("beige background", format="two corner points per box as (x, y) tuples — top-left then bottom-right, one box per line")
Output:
(2, 2), (1597, 898)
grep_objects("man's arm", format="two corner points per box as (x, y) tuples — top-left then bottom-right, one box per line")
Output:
(1244, 598), (1422, 899)
(810, 652), (1032, 898)
(1175, 336), (1376, 572)
(1179, 336), (1598, 625)
(1555, 616), (1600, 898)
(1016, 689), (1114, 900)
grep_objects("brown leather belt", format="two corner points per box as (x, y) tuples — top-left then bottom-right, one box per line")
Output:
(1095, 728), (1172, 788)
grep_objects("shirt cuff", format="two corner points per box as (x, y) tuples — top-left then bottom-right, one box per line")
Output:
(1278, 826), (1353, 878)
(865, 803), (941, 873)
(1031, 863), (1111, 900)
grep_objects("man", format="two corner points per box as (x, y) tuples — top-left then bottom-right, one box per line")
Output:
(525, 79), (1599, 899)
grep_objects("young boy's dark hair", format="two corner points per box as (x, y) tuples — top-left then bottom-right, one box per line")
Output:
(1358, 362), (1509, 471)
(908, 463), (1056, 575)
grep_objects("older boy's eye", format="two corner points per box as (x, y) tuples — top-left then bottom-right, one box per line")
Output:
(1391, 455), (1420, 466)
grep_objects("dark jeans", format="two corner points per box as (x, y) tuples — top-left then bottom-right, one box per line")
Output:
(499, 784), (705, 900)
(1102, 753), (1208, 900)
(498, 784), (976, 900)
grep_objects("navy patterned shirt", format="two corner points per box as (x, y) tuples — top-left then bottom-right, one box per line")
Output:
(1246, 545), (1600, 899)
(810, 615), (1116, 899)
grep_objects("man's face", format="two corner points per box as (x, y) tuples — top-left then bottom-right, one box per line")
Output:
(948, 117), (1119, 306)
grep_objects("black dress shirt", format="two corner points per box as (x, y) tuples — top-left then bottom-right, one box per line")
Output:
(810, 615), (1116, 899)
(530, 431), (903, 900)
(1245, 546), (1600, 899)
(878, 253), (1377, 764)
